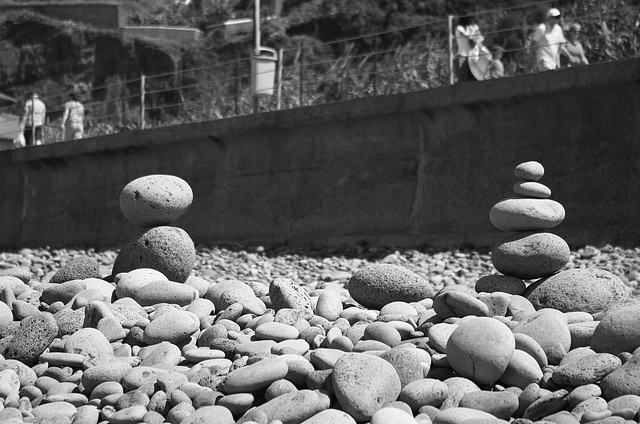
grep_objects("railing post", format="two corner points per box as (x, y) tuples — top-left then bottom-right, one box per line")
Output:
(235, 54), (240, 116)
(140, 74), (145, 129)
(373, 37), (378, 96)
(276, 48), (283, 110)
(299, 40), (304, 107)
(448, 15), (455, 85)
(121, 75), (127, 132)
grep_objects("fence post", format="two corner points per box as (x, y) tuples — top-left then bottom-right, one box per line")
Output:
(299, 40), (304, 107)
(276, 48), (283, 110)
(235, 53), (240, 116)
(448, 15), (455, 85)
(121, 74), (127, 132)
(140, 74), (145, 130)
(373, 37), (378, 96)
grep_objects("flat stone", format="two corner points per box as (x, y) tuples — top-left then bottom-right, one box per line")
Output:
(4, 312), (58, 366)
(223, 357), (289, 394)
(299, 408), (356, 424)
(552, 353), (622, 386)
(255, 322), (300, 342)
(399, 378), (449, 412)
(513, 181), (552, 198)
(490, 197), (565, 232)
(491, 231), (570, 280)
(238, 389), (330, 423)
(332, 353), (402, 421)
(522, 389), (569, 421)
(475, 274), (526, 295)
(433, 406), (499, 423)
(134, 280), (199, 307)
(114, 268), (168, 299)
(119, 174), (193, 228)
(591, 303), (640, 355)
(525, 268), (628, 314)
(42, 280), (87, 305)
(64, 327), (113, 356)
(80, 361), (133, 393)
(112, 226), (196, 283)
(459, 390), (519, 420)
(348, 263), (434, 310)
(371, 407), (418, 424)
(514, 161), (545, 181)
(446, 317), (515, 385)
(144, 310), (199, 345)
(205, 280), (266, 316)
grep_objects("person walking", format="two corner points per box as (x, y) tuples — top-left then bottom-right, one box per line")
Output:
(19, 92), (46, 146)
(61, 93), (85, 141)
(530, 8), (568, 72)
(561, 23), (589, 68)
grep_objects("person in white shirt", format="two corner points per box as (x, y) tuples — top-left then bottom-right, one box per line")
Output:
(20, 92), (46, 146)
(530, 8), (569, 72)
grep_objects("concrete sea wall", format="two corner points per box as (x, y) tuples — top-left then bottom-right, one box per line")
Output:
(2, 58), (640, 250)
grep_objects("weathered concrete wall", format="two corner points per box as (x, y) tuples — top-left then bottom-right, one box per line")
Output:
(2, 58), (640, 250)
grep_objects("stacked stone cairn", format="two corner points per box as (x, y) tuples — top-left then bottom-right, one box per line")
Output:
(1, 169), (640, 424)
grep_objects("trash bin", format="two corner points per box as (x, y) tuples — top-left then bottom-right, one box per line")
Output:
(252, 47), (277, 98)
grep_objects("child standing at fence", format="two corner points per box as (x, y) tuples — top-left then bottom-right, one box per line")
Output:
(61, 93), (85, 141)
(484, 45), (505, 79)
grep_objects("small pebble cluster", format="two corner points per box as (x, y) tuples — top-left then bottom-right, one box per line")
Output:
(0, 166), (639, 424)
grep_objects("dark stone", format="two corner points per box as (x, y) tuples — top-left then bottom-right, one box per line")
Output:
(112, 226), (195, 283)
(50, 256), (100, 284)
(4, 312), (59, 366)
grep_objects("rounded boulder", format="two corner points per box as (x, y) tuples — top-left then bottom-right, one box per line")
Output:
(112, 226), (196, 283)
(591, 303), (640, 354)
(4, 312), (59, 366)
(525, 268), (628, 314)
(491, 231), (570, 280)
(120, 174), (193, 228)
(144, 309), (200, 345)
(348, 263), (434, 310)
(50, 256), (100, 284)
(332, 353), (402, 421)
(446, 317), (515, 385)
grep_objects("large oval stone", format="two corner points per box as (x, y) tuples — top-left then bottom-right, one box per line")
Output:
(512, 311), (571, 365)
(120, 174), (193, 228)
(332, 353), (402, 421)
(490, 197), (565, 232)
(144, 310), (199, 345)
(525, 269), (628, 314)
(112, 226), (195, 283)
(348, 264), (434, 310)
(446, 317), (515, 385)
(491, 231), (570, 279)
(591, 303), (640, 354)
(223, 357), (289, 394)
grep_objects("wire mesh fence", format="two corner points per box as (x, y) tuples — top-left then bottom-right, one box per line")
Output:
(1, 0), (639, 146)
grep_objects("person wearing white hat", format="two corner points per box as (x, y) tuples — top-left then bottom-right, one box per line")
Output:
(530, 7), (569, 71)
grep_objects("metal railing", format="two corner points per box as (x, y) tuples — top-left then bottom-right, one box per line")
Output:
(1, 0), (639, 145)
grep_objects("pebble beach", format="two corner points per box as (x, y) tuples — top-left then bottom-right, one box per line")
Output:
(2, 167), (640, 424)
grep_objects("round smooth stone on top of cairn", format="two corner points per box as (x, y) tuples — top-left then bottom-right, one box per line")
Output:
(120, 174), (193, 228)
